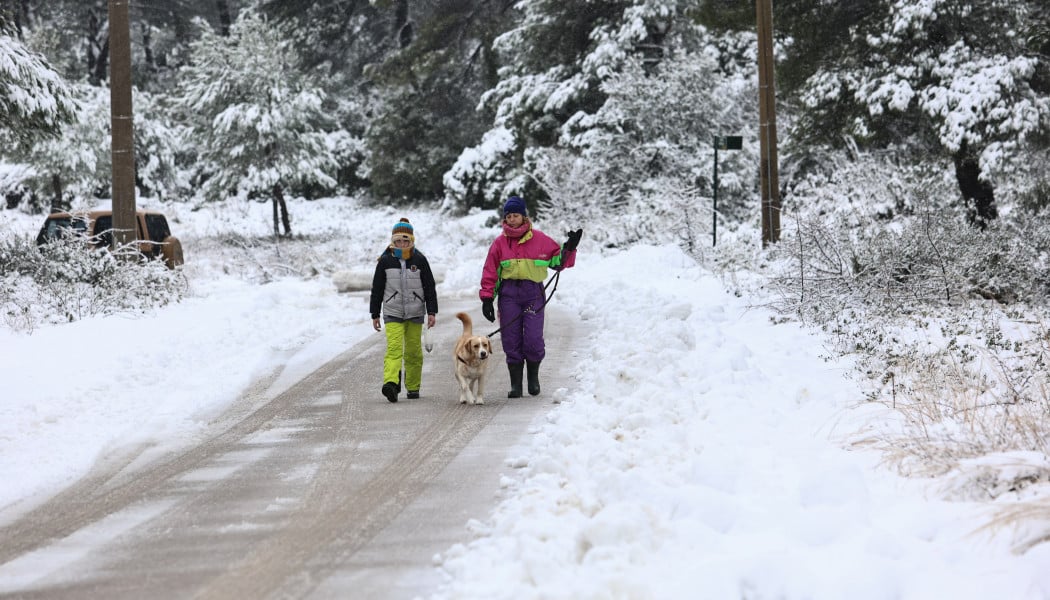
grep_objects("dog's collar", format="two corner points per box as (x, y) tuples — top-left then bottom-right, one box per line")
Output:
(457, 355), (468, 364)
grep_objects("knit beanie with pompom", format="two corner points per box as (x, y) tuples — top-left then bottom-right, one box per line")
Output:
(391, 218), (414, 244)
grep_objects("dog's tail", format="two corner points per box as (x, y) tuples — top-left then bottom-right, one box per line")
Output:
(456, 311), (473, 335)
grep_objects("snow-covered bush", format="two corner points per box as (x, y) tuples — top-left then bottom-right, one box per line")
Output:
(783, 145), (956, 225)
(753, 148), (1050, 500)
(773, 214), (1034, 319)
(0, 164), (37, 210)
(565, 49), (755, 213)
(527, 148), (707, 251)
(441, 126), (523, 212)
(0, 234), (186, 332)
(129, 90), (183, 200)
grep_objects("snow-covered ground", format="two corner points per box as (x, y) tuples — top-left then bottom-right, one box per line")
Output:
(2, 198), (1048, 599)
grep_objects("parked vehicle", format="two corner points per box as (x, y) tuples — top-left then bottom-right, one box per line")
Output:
(36, 208), (184, 269)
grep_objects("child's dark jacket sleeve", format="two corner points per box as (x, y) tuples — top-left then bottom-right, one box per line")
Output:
(369, 258), (386, 318)
(421, 254), (439, 315)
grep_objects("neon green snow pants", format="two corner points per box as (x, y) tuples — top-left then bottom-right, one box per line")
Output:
(384, 320), (423, 391)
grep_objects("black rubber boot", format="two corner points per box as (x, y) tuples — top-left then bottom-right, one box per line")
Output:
(507, 363), (524, 398)
(382, 382), (398, 403)
(526, 360), (541, 396)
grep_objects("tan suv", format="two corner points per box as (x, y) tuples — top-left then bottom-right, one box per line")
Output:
(36, 208), (184, 269)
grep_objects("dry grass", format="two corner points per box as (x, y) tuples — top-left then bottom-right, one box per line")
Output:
(749, 211), (1050, 553)
(858, 320), (1050, 553)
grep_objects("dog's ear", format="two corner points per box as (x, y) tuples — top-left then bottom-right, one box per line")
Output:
(456, 342), (471, 361)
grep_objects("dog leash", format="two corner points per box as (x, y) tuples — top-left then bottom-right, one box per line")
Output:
(485, 271), (561, 339)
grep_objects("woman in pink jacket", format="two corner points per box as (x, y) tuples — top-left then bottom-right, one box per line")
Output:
(480, 196), (582, 398)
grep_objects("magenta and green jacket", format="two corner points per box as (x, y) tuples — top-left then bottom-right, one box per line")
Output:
(479, 225), (576, 301)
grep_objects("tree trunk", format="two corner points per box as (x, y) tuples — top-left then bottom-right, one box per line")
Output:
(2, 0), (31, 37)
(93, 36), (110, 85)
(953, 144), (997, 228)
(51, 173), (66, 212)
(141, 22), (155, 72)
(271, 195), (279, 238)
(275, 183), (292, 236)
(86, 8), (109, 86)
(394, 0), (412, 48)
(217, 0), (231, 37)
(0, 3), (13, 35)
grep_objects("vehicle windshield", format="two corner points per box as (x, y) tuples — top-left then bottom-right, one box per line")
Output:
(40, 216), (89, 240)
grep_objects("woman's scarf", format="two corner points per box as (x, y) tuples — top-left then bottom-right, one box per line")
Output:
(502, 218), (532, 242)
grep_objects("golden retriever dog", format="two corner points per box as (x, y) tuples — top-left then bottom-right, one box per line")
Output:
(454, 311), (492, 405)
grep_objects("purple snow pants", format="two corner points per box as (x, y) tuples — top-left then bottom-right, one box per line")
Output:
(497, 279), (547, 364)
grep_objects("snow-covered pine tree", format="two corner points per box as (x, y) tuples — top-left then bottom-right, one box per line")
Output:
(537, 38), (757, 245)
(442, 0), (700, 212)
(0, 32), (77, 162)
(780, 0), (1050, 227)
(17, 82), (106, 211)
(171, 8), (336, 236)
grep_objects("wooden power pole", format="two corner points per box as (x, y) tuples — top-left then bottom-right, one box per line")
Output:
(756, 0), (781, 246)
(109, 0), (136, 248)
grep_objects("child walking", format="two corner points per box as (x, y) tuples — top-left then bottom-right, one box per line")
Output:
(370, 218), (438, 402)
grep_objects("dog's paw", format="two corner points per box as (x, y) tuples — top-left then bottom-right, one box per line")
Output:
(476, 397), (485, 405)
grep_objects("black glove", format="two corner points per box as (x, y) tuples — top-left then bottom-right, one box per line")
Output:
(482, 298), (495, 322)
(562, 228), (583, 253)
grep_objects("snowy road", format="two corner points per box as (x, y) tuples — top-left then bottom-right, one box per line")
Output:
(0, 303), (575, 599)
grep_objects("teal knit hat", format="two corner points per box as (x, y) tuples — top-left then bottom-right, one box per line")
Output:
(391, 218), (414, 243)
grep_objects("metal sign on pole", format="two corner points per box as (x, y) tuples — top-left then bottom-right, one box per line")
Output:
(712, 136), (742, 246)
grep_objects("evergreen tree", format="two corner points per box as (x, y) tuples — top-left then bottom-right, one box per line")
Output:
(18, 82), (108, 210)
(171, 9), (337, 236)
(0, 33), (77, 148)
(255, 0), (387, 75)
(561, 43), (756, 218)
(361, 0), (508, 202)
(443, 0), (701, 211)
(779, 0), (1050, 226)
(3, 13), (183, 210)
(257, 0), (509, 203)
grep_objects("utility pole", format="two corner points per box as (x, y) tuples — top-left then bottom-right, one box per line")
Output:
(109, 0), (136, 248)
(756, 0), (780, 246)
